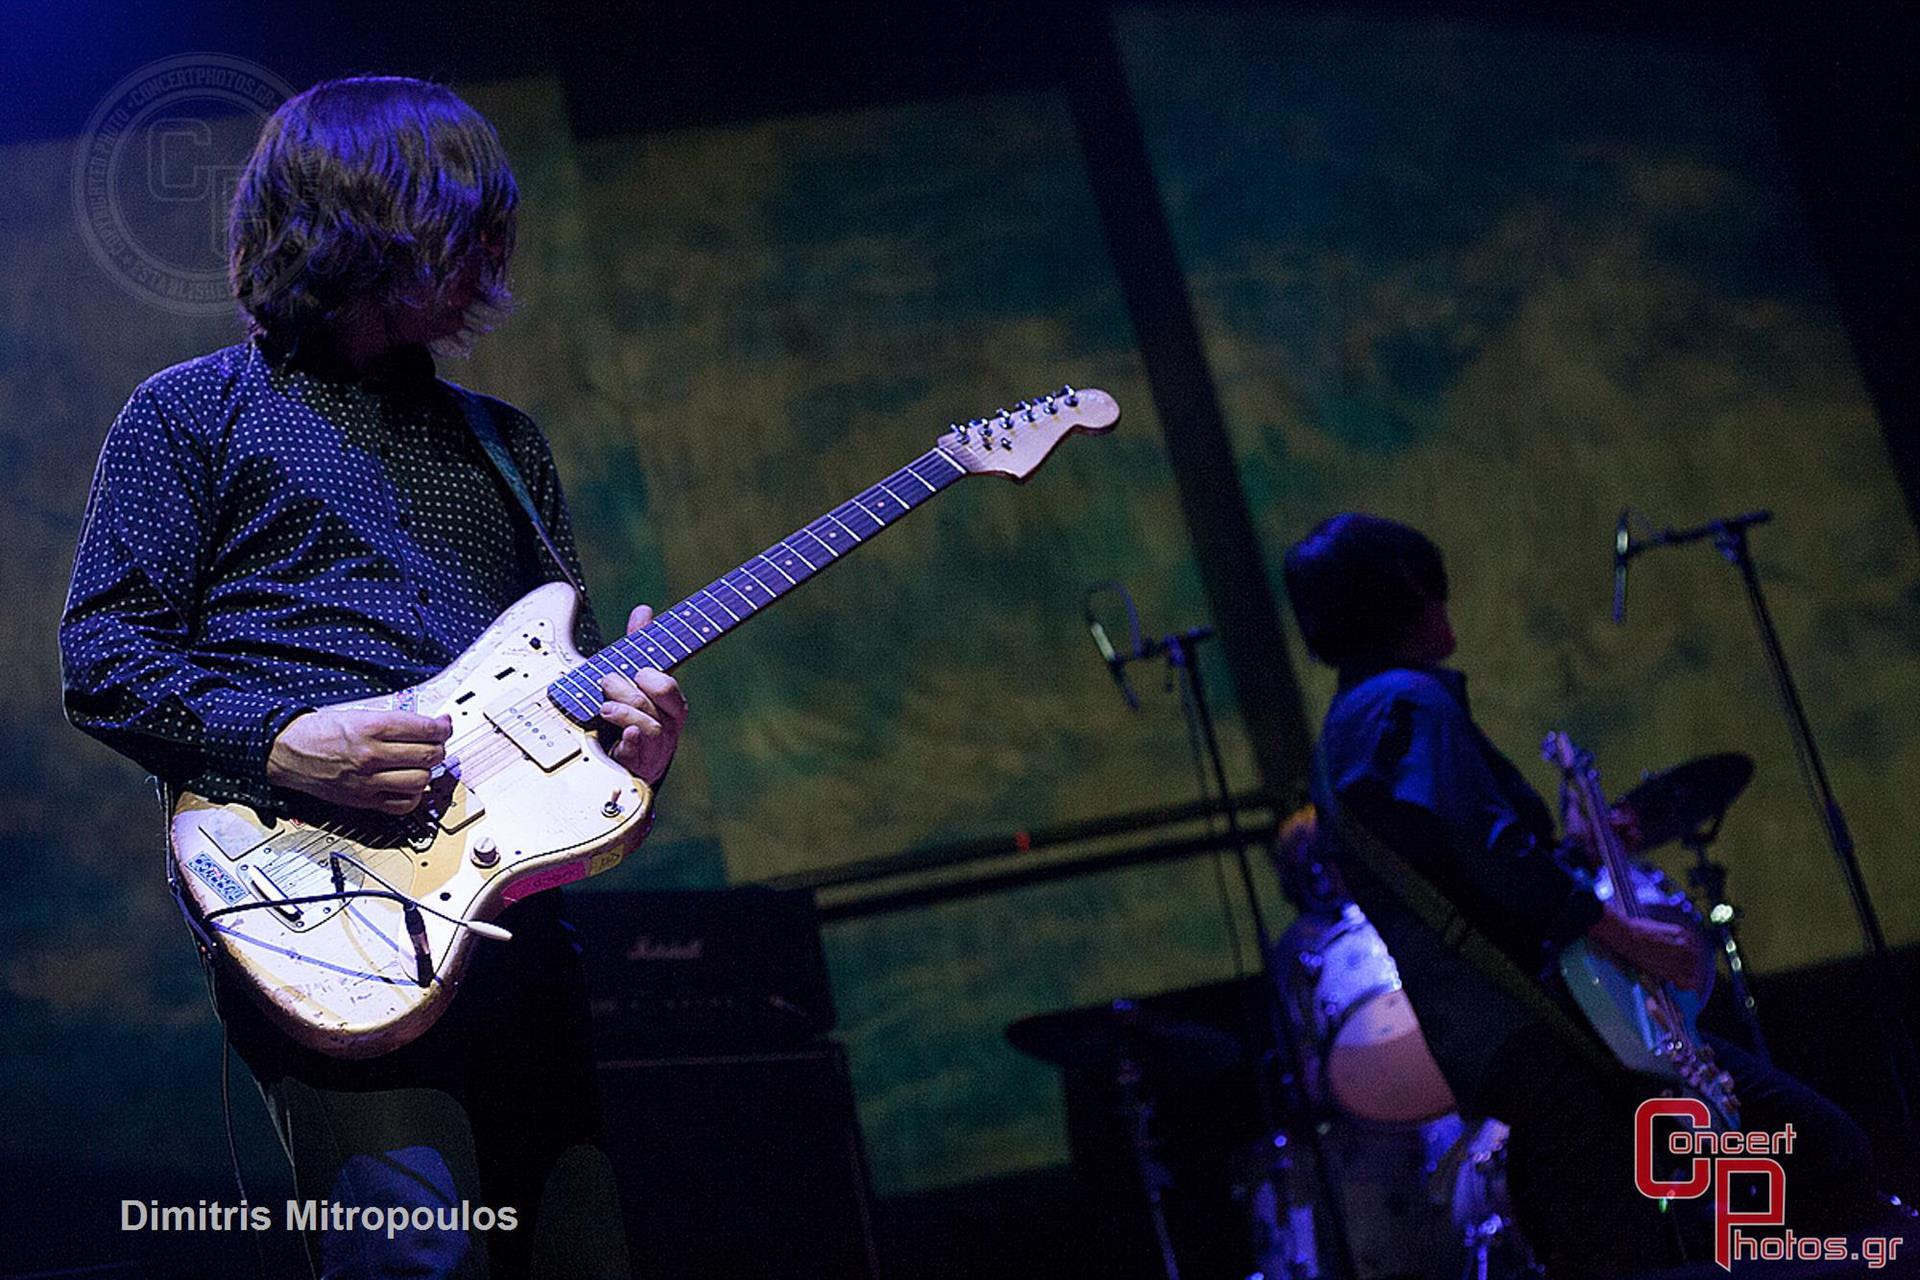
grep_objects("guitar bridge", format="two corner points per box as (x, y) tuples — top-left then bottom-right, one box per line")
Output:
(421, 765), (486, 834)
(230, 835), (368, 933)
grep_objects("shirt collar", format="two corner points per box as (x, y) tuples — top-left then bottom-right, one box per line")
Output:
(255, 330), (437, 393)
(1336, 660), (1470, 705)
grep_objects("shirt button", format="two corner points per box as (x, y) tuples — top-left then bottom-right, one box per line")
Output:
(417, 586), (431, 605)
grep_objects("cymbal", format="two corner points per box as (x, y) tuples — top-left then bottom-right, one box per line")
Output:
(1616, 753), (1755, 849)
(1006, 999), (1246, 1079)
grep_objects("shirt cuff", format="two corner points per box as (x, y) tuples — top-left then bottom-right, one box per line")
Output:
(193, 691), (313, 812)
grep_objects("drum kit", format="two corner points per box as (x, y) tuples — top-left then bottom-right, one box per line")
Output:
(1269, 902), (1530, 1280)
(1008, 752), (1761, 1280)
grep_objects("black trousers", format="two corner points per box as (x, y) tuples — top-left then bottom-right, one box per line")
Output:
(215, 891), (633, 1280)
(1485, 1024), (1883, 1278)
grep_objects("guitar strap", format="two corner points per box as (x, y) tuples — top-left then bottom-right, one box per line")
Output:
(445, 382), (589, 599)
(1315, 749), (1623, 1079)
(447, 383), (677, 792)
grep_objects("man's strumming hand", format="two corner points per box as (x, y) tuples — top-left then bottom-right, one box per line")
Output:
(267, 709), (453, 815)
(1587, 899), (1710, 993)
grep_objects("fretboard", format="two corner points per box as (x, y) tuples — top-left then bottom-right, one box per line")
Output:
(547, 446), (971, 722)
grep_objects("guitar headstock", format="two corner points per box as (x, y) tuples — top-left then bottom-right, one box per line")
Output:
(1541, 730), (1593, 777)
(939, 386), (1119, 481)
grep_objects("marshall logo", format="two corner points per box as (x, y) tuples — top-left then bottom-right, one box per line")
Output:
(626, 934), (704, 962)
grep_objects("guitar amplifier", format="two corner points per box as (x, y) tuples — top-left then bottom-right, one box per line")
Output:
(566, 887), (836, 1051)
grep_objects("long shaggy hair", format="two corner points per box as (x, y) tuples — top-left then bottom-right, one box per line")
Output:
(228, 76), (517, 350)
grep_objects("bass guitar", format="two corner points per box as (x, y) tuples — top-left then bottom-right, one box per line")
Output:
(170, 387), (1119, 1057)
(1542, 731), (1740, 1126)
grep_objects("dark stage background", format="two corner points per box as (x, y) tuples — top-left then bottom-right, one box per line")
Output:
(2, 1), (1916, 1275)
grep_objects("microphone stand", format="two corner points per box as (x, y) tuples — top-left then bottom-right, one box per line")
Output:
(1114, 622), (1358, 1280)
(1623, 510), (1919, 1151)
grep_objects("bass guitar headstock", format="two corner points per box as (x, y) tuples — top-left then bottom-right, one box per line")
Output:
(1541, 730), (1595, 779)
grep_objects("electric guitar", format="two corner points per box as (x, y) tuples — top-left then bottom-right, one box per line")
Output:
(170, 387), (1120, 1057)
(1542, 731), (1740, 1127)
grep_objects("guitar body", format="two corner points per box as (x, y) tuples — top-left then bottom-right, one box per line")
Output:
(170, 582), (653, 1058)
(1558, 939), (1707, 1080)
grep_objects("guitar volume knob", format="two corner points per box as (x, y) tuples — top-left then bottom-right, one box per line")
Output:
(470, 836), (499, 868)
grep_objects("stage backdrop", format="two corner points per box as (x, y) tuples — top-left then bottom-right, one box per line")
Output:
(1118, 4), (1920, 980)
(1, 7), (1915, 1238)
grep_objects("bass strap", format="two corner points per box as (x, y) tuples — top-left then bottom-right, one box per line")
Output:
(446, 382), (589, 599)
(1316, 756), (1623, 1079)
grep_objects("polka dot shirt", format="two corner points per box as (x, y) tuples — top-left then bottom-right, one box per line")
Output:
(59, 337), (602, 811)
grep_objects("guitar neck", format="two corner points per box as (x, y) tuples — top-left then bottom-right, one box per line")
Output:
(1575, 772), (1642, 918)
(546, 446), (971, 721)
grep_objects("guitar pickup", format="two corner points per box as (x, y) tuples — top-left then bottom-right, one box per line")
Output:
(484, 701), (580, 772)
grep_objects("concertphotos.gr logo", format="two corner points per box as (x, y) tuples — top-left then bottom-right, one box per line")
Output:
(1635, 1098), (1905, 1271)
(70, 53), (294, 315)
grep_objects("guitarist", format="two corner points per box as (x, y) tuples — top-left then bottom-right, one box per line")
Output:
(60, 77), (683, 1279)
(1284, 512), (1883, 1276)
